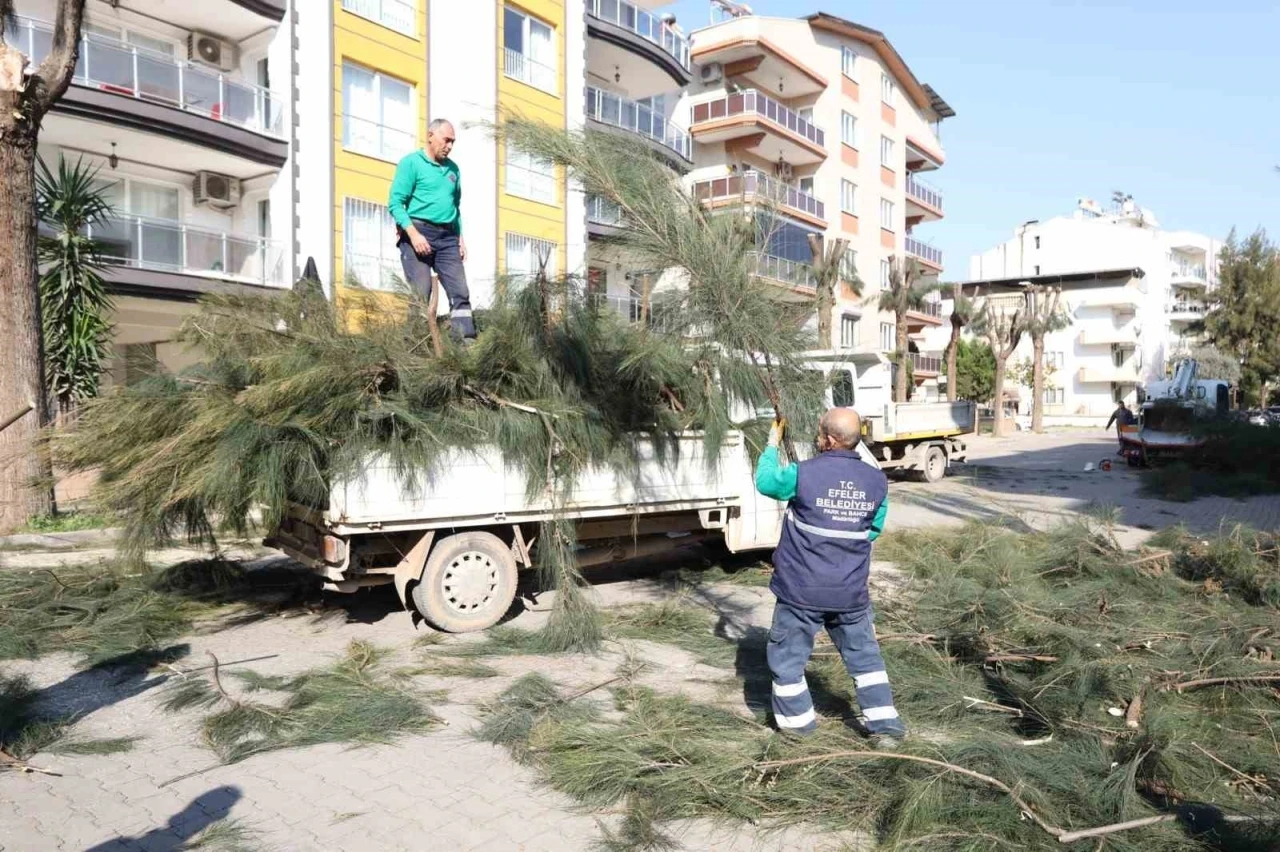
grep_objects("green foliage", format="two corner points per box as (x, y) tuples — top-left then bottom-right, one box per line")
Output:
(1009, 357), (1056, 390)
(178, 819), (258, 852)
(161, 640), (438, 764)
(36, 156), (115, 412)
(19, 510), (113, 534)
(1200, 229), (1280, 406)
(605, 600), (738, 667)
(0, 673), (137, 759)
(480, 521), (1280, 850)
(1141, 419), (1280, 500)
(877, 257), (932, 402)
(951, 339), (996, 403)
(1168, 343), (1241, 383)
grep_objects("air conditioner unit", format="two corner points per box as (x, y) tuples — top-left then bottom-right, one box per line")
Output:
(699, 62), (723, 85)
(187, 32), (237, 72)
(775, 162), (794, 180)
(193, 171), (242, 210)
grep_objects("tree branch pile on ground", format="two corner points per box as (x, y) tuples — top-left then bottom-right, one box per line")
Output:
(478, 518), (1280, 850)
(1142, 418), (1280, 500)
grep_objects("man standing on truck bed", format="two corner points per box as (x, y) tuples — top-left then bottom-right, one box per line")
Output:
(754, 409), (905, 748)
(389, 118), (475, 343)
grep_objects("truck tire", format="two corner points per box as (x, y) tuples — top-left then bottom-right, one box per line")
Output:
(412, 532), (518, 633)
(921, 445), (947, 483)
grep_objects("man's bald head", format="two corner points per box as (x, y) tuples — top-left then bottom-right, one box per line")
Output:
(819, 407), (862, 450)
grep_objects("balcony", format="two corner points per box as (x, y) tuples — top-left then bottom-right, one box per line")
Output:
(11, 17), (286, 167)
(1170, 262), (1207, 287)
(87, 214), (287, 291)
(691, 170), (825, 227)
(749, 252), (816, 293)
(1074, 289), (1142, 311)
(905, 175), (943, 220)
(905, 301), (944, 328)
(504, 48), (557, 95)
(1167, 300), (1207, 323)
(586, 194), (626, 237)
(904, 236), (942, 270)
(1078, 364), (1140, 385)
(587, 0), (691, 95)
(690, 90), (826, 166)
(1078, 326), (1138, 346)
(341, 0), (416, 36)
(905, 136), (945, 172)
(586, 87), (692, 167)
(689, 15), (826, 99)
(910, 352), (941, 376)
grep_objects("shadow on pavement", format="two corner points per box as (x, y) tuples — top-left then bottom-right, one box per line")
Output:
(82, 785), (242, 852)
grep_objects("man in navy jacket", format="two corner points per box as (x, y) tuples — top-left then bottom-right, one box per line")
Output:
(755, 408), (904, 747)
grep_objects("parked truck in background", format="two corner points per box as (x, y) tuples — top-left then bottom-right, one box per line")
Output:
(268, 353), (976, 633)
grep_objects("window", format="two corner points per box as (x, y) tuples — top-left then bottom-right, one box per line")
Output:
(797, 107), (814, 123)
(880, 259), (891, 289)
(504, 6), (556, 94)
(841, 45), (856, 79)
(880, 135), (894, 167)
(342, 62), (415, 162)
(1043, 387), (1064, 405)
(840, 315), (859, 350)
(1034, 235), (1041, 249)
(505, 147), (556, 204)
(1034, 265), (1040, 275)
(831, 369), (855, 408)
(798, 177), (815, 194)
(258, 200), (272, 239)
(841, 111), (857, 148)
(505, 232), (557, 280)
(342, 0), (416, 36)
(840, 180), (857, 215)
(1046, 351), (1065, 370)
(880, 322), (895, 352)
(881, 73), (896, 105)
(880, 198), (894, 230)
(343, 197), (399, 290)
(838, 249), (857, 283)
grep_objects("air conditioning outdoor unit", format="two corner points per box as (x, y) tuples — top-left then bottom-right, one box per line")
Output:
(193, 171), (242, 210)
(775, 161), (793, 180)
(699, 62), (723, 85)
(187, 32), (238, 72)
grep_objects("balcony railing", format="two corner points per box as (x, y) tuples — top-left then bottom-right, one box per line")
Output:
(341, 0), (416, 36)
(343, 114), (416, 163)
(1172, 262), (1207, 282)
(910, 352), (941, 373)
(905, 175), (943, 211)
(905, 236), (943, 267)
(344, 251), (403, 291)
(691, 170), (825, 221)
(691, 89), (825, 150)
(1167, 300), (1207, 316)
(585, 87), (692, 160)
(749, 252), (816, 290)
(86, 215), (287, 286)
(587, 194), (625, 227)
(587, 0), (690, 71)
(504, 48), (557, 94)
(8, 16), (284, 138)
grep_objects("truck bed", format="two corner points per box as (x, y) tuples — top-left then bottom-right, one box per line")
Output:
(876, 400), (976, 442)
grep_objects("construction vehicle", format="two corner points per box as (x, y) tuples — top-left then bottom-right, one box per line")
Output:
(1122, 358), (1232, 465)
(268, 353), (975, 633)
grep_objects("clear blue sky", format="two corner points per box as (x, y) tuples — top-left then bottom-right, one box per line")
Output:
(664, 0), (1278, 275)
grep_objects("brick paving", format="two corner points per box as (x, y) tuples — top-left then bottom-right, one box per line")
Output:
(2, 431), (1277, 851)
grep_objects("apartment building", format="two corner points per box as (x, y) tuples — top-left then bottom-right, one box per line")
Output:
(964, 199), (1222, 421)
(10, 0), (293, 381)
(676, 8), (953, 377)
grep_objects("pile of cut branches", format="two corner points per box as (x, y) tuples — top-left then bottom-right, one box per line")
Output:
(479, 519), (1280, 850)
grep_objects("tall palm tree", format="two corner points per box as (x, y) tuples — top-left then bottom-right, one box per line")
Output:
(878, 256), (931, 402)
(943, 281), (974, 401)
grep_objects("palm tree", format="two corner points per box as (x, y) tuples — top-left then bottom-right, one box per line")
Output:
(37, 155), (114, 419)
(942, 281), (974, 401)
(808, 234), (854, 348)
(878, 256), (931, 402)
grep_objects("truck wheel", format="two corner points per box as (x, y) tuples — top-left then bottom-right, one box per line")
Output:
(412, 532), (518, 633)
(921, 445), (947, 483)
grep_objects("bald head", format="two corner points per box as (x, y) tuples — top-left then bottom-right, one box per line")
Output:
(819, 407), (862, 451)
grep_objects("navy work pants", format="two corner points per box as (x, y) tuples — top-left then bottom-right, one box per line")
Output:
(398, 219), (475, 339)
(766, 600), (905, 736)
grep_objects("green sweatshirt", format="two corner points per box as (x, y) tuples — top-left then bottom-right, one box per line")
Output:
(388, 150), (462, 234)
(754, 446), (889, 541)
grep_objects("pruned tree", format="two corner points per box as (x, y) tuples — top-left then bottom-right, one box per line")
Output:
(808, 233), (852, 349)
(878, 256), (930, 402)
(943, 281), (974, 402)
(973, 293), (1025, 437)
(0, 0), (88, 532)
(1022, 284), (1069, 433)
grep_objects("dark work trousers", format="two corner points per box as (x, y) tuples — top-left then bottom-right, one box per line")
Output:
(766, 600), (905, 736)
(398, 219), (475, 339)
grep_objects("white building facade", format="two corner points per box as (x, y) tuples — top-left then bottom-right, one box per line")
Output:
(966, 199), (1222, 422)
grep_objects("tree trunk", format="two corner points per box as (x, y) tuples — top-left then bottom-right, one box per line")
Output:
(894, 310), (910, 403)
(992, 357), (1008, 437)
(0, 129), (52, 532)
(945, 321), (961, 401)
(1031, 336), (1045, 433)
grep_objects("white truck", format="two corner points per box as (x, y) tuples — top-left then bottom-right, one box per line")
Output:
(269, 353), (975, 633)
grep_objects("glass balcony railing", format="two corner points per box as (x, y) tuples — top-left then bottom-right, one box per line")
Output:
(908, 301), (943, 318)
(587, 0), (691, 71)
(905, 175), (943, 211)
(8, 16), (284, 138)
(691, 170), (825, 221)
(691, 90), (825, 149)
(1172, 262), (1207, 282)
(905, 236), (943, 267)
(585, 87), (692, 160)
(587, 194), (626, 227)
(749, 252), (816, 290)
(86, 215), (287, 286)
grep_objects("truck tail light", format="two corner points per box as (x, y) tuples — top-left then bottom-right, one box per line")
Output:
(322, 535), (346, 564)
